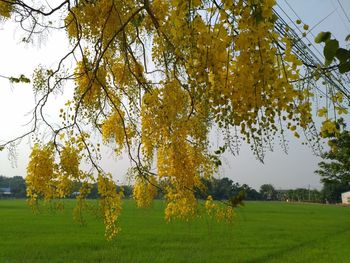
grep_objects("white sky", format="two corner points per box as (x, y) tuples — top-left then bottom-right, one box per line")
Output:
(0, 0), (349, 190)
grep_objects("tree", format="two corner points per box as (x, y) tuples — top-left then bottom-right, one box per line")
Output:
(321, 182), (349, 203)
(313, 31), (350, 203)
(280, 188), (321, 202)
(0, 0), (349, 239)
(9, 176), (26, 198)
(0, 175), (26, 198)
(212, 178), (237, 200)
(315, 120), (350, 185)
(240, 184), (262, 200)
(315, 119), (350, 202)
(259, 184), (277, 200)
(195, 178), (261, 201)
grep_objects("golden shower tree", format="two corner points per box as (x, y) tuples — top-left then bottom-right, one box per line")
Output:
(0, 0), (347, 239)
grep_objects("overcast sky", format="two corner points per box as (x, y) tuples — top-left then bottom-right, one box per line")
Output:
(0, 0), (349, 190)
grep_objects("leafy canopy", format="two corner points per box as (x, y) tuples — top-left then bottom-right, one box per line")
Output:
(315, 119), (350, 185)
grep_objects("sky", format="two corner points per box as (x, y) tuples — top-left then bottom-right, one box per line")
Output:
(0, 0), (349, 190)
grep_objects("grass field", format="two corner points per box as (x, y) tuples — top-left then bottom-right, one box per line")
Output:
(0, 200), (349, 263)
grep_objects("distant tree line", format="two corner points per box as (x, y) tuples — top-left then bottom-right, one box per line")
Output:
(63, 181), (134, 199)
(0, 175), (134, 199)
(0, 175), (26, 198)
(195, 177), (262, 200)
(0, 175), (346, 203)
(1, 175), (261, 200)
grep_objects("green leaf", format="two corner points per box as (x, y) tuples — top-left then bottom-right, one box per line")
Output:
(335, 48), (350, 62)
(8, 74), (31, 84)
(315, 31), (331, 43)
(345, 34), (350, 42)
(270, 13), (278, 24)
(323, 39), (339, 61)
(324, 58), (333, 67)
(215, 159), (222, 167)
(19, 74), (30, 83)
(9, 77), (20, 83)
(339, 61), (350, 74)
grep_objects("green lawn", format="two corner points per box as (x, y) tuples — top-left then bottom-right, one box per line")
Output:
(0, 200), (349, 263)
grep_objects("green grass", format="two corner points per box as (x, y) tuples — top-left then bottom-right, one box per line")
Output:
(0, 200), (349, 263)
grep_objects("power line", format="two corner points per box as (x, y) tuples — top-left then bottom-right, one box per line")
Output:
(331, 0), (350, 33)
(336, 0), (350, 26)
(277, 2), (324, 61)
(308, 9), (338, 38)
(273, 6), (350, 100)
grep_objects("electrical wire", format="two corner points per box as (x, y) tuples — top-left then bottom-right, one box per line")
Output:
(273, 5), (350, 100)
(277, 1), (325, 61)
(336, 0), (350, 25)
(331, 0), (350, 33)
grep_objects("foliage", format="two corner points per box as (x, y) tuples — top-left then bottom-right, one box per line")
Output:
(133, 176), (157, 208)
(282, 188), (322, 203)
(315, 31), (350, 72)
(315, 119), (350, 202)
(0, 175), (26, 198)
(97, 174), (123, 240)
(239, 184), (262, 200)
(314, 29), (350, 203)
(315, 119), (350, 185)
(1, 0), (349, 239)
(1, 174), (135, 200)
(321, 182), (349, 203)
(259, 184), (277, 200)
(8, 74), (31, 84)
(196, 177), (262, 201)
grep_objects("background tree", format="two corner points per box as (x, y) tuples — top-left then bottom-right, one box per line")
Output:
(0, 175), (26, 198)
(282, 188), (321, 203)
(315, 119), (350, 202)
(321, 182), (349, 203)
(315, 119), (350, 185)
(195, 177), (261, 201)
(259, 184), (277, 200)
(240, 184), (262, 200)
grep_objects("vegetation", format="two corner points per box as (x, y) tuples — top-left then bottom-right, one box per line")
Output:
(0, 175), (331, 204)
(283, 188), (322, 203)
(321, 183), (349, 203)
(0, 175), (134, 199)
(259, 184), (277, 200)
(1, 199), (350, 263)
(0, 0), (349, 238)
(0, 175), (26, 198)
(313, 29), (350, 203)
(315, 120), (350, 185)
(315, 31), (350, 73)
(196, 177), (261, 201)
(315, 119), (350, 202)
(0, 175), (263, 200)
